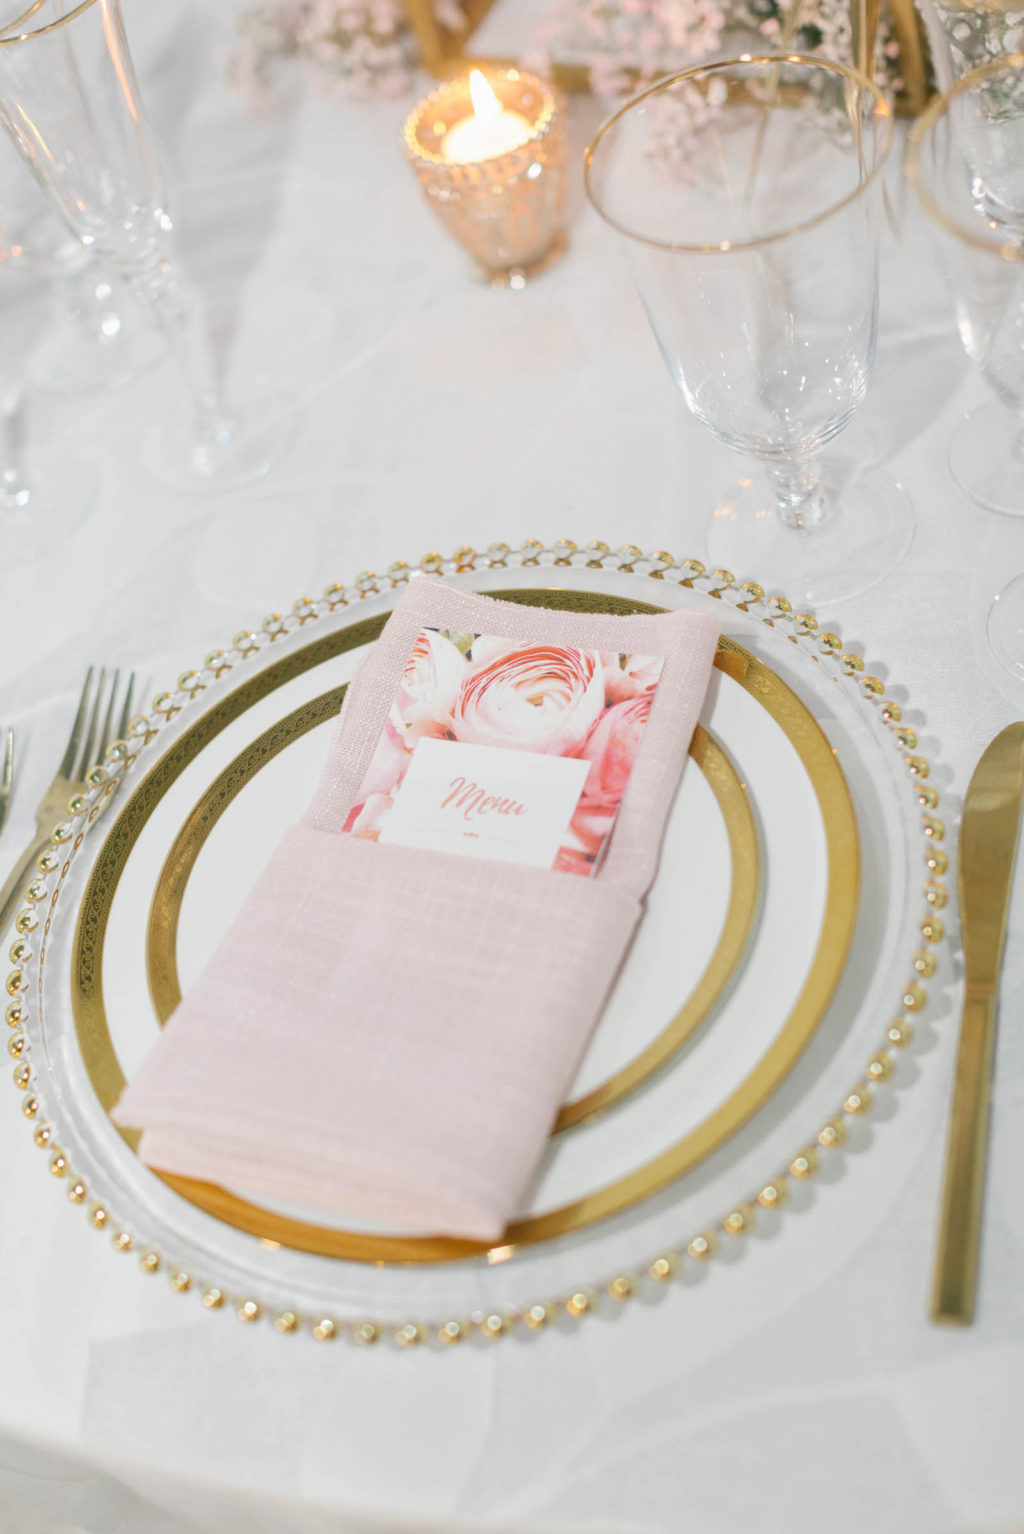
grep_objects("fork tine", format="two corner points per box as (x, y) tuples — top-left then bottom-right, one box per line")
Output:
(75, 667), (107, 782)
(117, 672), (136, 743)
(98, 668), (120, 761)
(58, 666), (95, 780)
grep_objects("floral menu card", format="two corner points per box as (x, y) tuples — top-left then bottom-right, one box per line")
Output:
(343, 628), (664, 876)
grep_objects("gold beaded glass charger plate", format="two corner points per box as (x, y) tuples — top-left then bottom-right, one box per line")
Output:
(8, 544), (945, 1345)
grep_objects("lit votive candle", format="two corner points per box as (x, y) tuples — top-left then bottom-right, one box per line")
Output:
(404, 67), (567, 288)
(442, 70), (533, 164)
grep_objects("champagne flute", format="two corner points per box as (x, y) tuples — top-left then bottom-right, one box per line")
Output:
(906, 54), (1024, 677)
(0, 371), (98, 564)
(0, 0), (286, 490)
(584, 55), (913, 606)
(0, 140), (163, 395)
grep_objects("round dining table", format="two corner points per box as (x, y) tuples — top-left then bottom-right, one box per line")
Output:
(0, 4), (1022, 1530)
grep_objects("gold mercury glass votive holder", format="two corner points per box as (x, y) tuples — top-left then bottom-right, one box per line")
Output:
(403, 68), (568, 289)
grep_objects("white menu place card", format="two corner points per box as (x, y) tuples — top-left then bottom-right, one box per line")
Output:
(377, 737), (592, 867)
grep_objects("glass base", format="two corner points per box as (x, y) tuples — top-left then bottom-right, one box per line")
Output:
(705, 461), (914, 608)
(1, 455), (99, 568)
(138, 279), (343, 494)
(986, 572), (1024, 680)
(28, 310), (166, 397)
(949, 402), (1024, 516)
(480, 233), (568, 291)
(143, 409), (292, 495)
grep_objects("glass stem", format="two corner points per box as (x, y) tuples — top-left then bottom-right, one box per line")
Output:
(45, 239), (97, 340)
(124, 248), (234, 472)
(769, 459), (826, 531)
(0, 382), (30, 513)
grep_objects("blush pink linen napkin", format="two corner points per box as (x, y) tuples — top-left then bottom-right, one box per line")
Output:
(113, 579), (719, 1241)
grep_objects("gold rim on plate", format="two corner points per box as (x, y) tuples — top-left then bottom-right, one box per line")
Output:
(70, 591), (858, 1265)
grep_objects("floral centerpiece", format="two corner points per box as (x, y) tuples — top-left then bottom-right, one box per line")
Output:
(227, 0), (465, 105)
(227, 0), (902, 109)
(527, 0), (901, 96)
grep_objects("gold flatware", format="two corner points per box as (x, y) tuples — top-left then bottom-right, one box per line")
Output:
(0, 668), (135, 938)
(931, 720), (1024, 1324)
(0, 727), (12, 837)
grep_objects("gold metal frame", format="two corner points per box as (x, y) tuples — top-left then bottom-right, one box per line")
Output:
(404, 0), (586, 92)
(72, 591), (859, 1267)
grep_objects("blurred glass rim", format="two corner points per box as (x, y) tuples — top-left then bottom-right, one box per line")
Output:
(582, 52), (894, 257)
(0, 0), (100, 46)
(905, 53), (1024, 263)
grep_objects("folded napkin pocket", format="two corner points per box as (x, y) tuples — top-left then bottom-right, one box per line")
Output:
(114, 579), (720, 1240)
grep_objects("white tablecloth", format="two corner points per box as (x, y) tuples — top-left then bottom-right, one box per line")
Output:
(1, 6), (1023, 1531)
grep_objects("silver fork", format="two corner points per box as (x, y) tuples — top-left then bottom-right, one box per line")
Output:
(0, 668), (136, 936)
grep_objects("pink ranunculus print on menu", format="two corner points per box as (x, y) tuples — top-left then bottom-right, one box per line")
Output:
(603, 651), (664, 705)
(344, 627), (665, 871)
(392, 625), (467, 745)
(344, 790), (394, 840)
(571, 691), (654, 855)
(466, 633), (529, 668)
(452, 644), (606, 756)
(342, 629), (466, 836)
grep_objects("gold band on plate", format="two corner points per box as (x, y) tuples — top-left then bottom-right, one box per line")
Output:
(72, 590), (859, 1265)
(143, 695), (759, 1134)
(556, 720), (758, 1130)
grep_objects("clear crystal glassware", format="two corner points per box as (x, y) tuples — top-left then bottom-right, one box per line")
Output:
(0, 373), (98, 564)
(584, 55), (912, 606)
(907, 53), (1024, 518)
(907, 53), (1024, 677)
(0, 0), (284, 489)
(915, 0), (1024, 96)
(0, 144), (163, 395)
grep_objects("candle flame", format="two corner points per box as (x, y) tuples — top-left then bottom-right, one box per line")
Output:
(469, 68), (502, 126)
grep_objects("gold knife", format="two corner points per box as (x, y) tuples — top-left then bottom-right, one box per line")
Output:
(931, 720), (1024, 1324)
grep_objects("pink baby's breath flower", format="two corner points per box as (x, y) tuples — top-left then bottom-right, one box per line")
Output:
(227, 0), (423, 102)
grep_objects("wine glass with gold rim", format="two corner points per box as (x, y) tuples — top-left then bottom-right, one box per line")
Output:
(907, 53), (1024, 678)
(585, 54), (913, 607)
